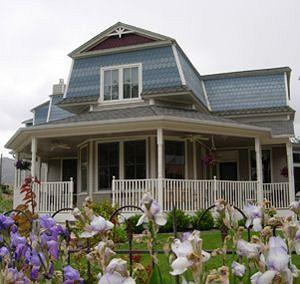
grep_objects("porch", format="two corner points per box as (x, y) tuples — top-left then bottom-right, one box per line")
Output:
(12, 124), (295, 214)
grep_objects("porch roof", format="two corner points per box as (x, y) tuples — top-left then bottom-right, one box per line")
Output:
(6, 105), (280, 152)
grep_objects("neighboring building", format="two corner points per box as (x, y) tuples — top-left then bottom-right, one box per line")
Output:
(6, 22), (296, 214)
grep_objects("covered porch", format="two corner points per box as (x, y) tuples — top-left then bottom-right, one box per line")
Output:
(12, 118), (295, 213)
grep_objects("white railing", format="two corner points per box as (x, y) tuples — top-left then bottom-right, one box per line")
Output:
(112, 178), (158, 212)
(112, 178), (291, 212)
(263, 182), (290, 209)
(33, 179), (74, 213)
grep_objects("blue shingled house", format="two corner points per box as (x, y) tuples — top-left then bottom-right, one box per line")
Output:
(6, 22), (296, 214)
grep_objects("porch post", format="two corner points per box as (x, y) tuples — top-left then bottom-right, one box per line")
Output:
(31, 137), (37, 178)
(286, 142), (295, 203)
(255, 138), (263, 203)
(88, 141), (93, 198)
(157, 128), (164, 209)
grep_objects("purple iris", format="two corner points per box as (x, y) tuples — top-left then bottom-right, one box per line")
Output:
(39, 215), (56, 229)
(63, 265), (83, 284)
(10, 231), (26, 247)
(0, 246), (9, 257)
(30, 266), (40, 281)
(47, 240), (59, 260)
(30, 249), (41, 266)
(0, 214), (14, 230)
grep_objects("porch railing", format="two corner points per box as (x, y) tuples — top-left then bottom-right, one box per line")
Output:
(112, 178), (291, 212)
(33, 179), (74, 213)
(263, 182), (290, 209)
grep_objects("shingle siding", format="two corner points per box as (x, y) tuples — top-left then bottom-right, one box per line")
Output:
(176, 48), (207, 107)
(34, 102), (49, 125)
(66, 46), (182, 98)
(204, 74), (287, 111)
(48, 95), (73, 122)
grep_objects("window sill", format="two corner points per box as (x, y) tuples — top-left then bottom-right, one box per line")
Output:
(98, 98), (143, 105)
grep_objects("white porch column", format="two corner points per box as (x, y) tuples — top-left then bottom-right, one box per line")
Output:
(255, 138), (263, 203)
(88, 141), (94, 198)
(286, 142), (295, 203)
(157, 128), (164, 208)
(31, 137), (37, 178)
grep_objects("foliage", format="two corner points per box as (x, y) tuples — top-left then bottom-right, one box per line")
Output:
(192, 209), (214, 231)
(112, 225), (127, 243)
(160, 208), (192, 233)
(0, 185), (12, 195)
(92, 198), (116, 220)
(126, 214), (145, 234)
(0, 198), (13, 213)
(15, 159), (31, 171)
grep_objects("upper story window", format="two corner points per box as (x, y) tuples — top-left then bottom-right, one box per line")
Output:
(101, 63), (142, 102)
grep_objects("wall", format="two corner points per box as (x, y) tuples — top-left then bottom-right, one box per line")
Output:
(272, 146), (288, 182)
(47, 159), (61, 181)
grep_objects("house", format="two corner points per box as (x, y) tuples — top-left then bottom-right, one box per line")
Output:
(6, 22), (296, 214)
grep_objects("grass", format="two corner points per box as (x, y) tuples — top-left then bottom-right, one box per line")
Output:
(68, 230), (300, 283)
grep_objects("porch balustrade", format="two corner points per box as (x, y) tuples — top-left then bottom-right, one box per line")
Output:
(33, 179), (73, 213)
(112, 177), (291, 212)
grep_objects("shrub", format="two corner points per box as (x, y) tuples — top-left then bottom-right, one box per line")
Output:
(112, 225), (127, 243)
(160, 209), (192, 233)
(92, 199), (116, 220)
(192, 209), (214, 231)
(126, 214), (144, 234)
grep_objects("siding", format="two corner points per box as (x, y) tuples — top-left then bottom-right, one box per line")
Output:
(204, 74), (287, 111)
(66, 46), (181, 98)
(48, 95), (73, 122)
(34, 102), (49, 125)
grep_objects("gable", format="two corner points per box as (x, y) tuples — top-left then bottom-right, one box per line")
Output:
(69, 22), (174, 58)
(86, 33), (156, 52)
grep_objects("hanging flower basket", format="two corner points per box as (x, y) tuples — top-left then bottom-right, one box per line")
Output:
(280, 166), (288, 178)
(202, 151), (217, 166)
(15, 160), (31, 171)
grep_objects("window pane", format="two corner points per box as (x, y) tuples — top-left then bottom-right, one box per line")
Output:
(294, 153), (300, 163)
(123, 67), (139, 99)
(98, 142), (119, 190)
(104, 71), (111, 86)
(165, 141), (185, 179)
(112, 85), (119, 100)
(112, 70), (118, 85)
(250, 150), (271, 183)
(104, 86), (111, 101)
(124, 140), (146, 179)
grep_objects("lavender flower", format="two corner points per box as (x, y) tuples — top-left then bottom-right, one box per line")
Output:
(63, 265), (83, 284)
(243, 204), (263, 232)
(231, 261), (246, 277)
(47, 240), (59, 260)
(136, 193), (167, 226)
(0, 214), (14, 230)
(0, 246), (9, 257)
(39, 214), (56, 229)
(236, 239), (261, 259)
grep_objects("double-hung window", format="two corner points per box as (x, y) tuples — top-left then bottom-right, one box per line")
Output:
(101, 64), (141, 102)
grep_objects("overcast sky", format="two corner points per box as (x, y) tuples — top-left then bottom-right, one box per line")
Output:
(1, 0), (300, 158)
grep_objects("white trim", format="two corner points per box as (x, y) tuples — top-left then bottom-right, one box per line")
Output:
(172, 44), (186, 85)
(63, 59), (74, 98)
(201, 80), (212, 111)
(79, 144), (88, 193)
(99, 63), (142, 103)
(46, 97), (53, 123)
(284, 72), (289, 105)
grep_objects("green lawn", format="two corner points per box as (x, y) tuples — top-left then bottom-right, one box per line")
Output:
(70, 230), (300, 283)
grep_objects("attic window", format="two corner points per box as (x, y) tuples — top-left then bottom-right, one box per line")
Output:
(100, 63), (142, 102)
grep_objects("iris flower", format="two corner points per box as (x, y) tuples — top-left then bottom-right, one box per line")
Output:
(243, 204), (263, 232)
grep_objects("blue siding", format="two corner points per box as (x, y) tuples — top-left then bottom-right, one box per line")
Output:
(176, 48), (207, 107)
(204, 74), (287, 111)
(34, 102), (49, 125)
(66, 46), (182, 98)
(49, 95), (73, 122)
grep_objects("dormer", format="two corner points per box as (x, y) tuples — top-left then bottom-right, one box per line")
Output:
(58, 22), (210, 114)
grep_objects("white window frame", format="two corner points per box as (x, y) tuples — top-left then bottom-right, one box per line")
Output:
(79, 144), (89, 193)
(99, 63), (143, 103)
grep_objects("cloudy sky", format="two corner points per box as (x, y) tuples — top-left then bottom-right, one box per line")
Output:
(1, 0), (300, 158)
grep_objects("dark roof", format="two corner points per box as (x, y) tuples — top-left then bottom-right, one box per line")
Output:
(213, 106), (295, 116)
(56, 95), (99, 106)
(248, 120), (294, 136)
(201, 67), (291, 80)
(46, 105), (264, 130)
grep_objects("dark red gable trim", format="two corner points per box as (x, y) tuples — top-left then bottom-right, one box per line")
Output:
(86, 33), (156, 52)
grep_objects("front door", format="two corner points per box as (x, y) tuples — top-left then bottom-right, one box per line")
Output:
(219, 162), (237, 180)
(62, 159), (77, 205)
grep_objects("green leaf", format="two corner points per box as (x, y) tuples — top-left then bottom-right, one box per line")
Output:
(148, 264), (165, 284)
